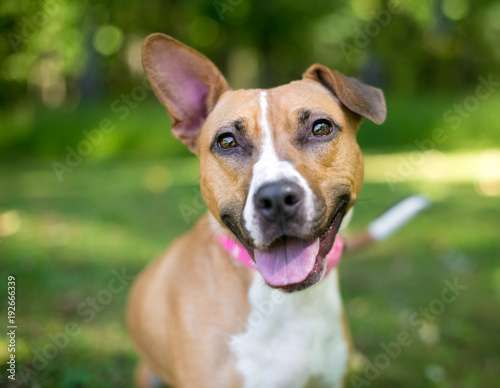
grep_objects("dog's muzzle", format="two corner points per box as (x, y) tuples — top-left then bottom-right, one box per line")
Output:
(253, 179), (309, 244)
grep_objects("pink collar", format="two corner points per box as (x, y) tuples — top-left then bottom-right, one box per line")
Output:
(218, 235), (344, 279)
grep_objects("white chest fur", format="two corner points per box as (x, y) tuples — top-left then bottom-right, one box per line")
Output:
(230, 270), (348, 388)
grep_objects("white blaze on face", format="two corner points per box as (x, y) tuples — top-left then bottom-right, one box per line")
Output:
(242, 91), (315, 247)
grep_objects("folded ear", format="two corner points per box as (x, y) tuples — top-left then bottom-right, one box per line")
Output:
(303, 64), (386, 125)
(142, 33), (230, 152)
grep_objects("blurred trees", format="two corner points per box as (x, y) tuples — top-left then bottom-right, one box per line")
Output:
(1, 0), (499, 109)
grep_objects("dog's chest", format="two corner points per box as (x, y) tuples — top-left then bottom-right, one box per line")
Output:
(230, 270), (348, 388)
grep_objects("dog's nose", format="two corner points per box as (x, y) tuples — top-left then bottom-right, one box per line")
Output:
(254, 180), (304, 220)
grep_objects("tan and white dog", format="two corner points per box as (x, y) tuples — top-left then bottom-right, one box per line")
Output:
(127, 34), (386, 388)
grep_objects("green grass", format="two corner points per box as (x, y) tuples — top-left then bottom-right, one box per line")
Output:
(0, 156), (499, 387)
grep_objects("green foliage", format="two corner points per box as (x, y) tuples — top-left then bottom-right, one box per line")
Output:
(2, 91), (499, 162)
(1, 0), (499, 109)
(0, 0), (499, 162)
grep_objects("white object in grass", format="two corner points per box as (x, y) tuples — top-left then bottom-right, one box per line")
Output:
(368, 195), (430, 240)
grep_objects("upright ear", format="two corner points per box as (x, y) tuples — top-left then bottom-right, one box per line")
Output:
(303, 64), (386, 125)
(142, 33), (230, 152)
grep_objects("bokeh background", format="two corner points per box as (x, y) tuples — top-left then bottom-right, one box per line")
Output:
(1, 0), (499, 387)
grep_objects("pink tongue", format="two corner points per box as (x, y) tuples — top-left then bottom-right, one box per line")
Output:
(254, 237), (320, 287)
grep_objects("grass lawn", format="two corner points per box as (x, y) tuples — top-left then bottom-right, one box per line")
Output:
(0, 155), (499, 388)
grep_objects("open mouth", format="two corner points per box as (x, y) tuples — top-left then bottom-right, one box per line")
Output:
(238, 198), (349, 292)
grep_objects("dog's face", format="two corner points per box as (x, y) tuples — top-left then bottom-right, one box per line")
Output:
(143, 34), (386, 292)
(198, 83), (365, 292)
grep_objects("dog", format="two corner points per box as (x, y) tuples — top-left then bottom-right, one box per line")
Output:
(127, 33), (386, 388)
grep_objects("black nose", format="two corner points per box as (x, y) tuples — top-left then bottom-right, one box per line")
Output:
(254, 180), (304, 220)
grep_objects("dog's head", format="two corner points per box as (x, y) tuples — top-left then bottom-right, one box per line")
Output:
(143, 34), (386, 292)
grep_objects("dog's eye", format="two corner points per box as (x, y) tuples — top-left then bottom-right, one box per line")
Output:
(217, 134), (239, 150)
(311, 120), (332, 136)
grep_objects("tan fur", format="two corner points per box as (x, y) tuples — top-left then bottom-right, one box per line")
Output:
(128, 215), (253, 387)
(127, 80), (362, 386)
(199, 81), (364, 232)
(128, 34), (386, 388)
